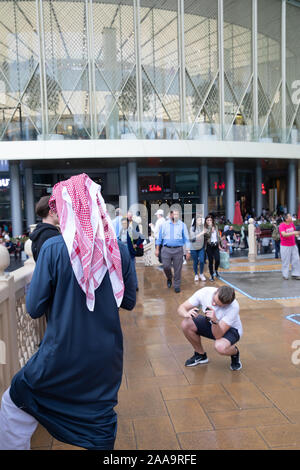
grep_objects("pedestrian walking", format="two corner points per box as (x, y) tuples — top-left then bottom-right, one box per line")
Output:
(118, 216), (143, 291)
(190, 216), (206, 282)
(112, 207), (123, 238)
(279, 213), (300, 280)
(0, 174), (136, 450)
(155, 210), (191, 293)
(149, 209), (165, 263)
(271, 219), (281, 259)
(178, 285), (243, 371)
(204, 215), (221, 282)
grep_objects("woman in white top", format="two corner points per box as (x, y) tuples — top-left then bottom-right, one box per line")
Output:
(204, 215), (221, 282)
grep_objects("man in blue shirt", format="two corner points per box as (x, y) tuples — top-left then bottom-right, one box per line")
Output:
(112, 208), (122, 237)
(155, 210), (191, 293)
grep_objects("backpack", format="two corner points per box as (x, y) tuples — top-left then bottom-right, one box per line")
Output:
(272, 226), (280, 241)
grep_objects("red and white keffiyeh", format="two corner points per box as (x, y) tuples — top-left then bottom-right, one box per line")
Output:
(49, 173), (124, 311)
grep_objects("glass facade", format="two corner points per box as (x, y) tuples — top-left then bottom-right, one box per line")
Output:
(0, 0), (299, 144)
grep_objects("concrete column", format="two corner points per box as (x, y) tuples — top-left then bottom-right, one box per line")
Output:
(119, 164), (128, 215)
(200, 161), (208, 217)
(288, 159), (297, 216)
(24, 168), (35, 228)
(256, 160), (262, 217)
(248, 218), (257, 262)
(225, 160), (235, 222)
(10, 162), (23, 237)
(298, 159), (300, 212)
(127, 161), (139, 212)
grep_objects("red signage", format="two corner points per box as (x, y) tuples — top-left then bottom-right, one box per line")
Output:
(149, 184), (162, 192)
(214, 182), (225, 190)
(261, 183), (266, 195)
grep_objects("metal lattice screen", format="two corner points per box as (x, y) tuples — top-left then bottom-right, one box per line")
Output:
(258, 0), (282, 142)
(0, 0), (41, 141)
(42, 0), (91, 139)
(0, 0), (297, 143)
(223, 0), (253, 141)
(184, 0), (219, 139)
(286, 1), (300, 143)
(140, 0), (180, 139)
(92, 1), (135, 139)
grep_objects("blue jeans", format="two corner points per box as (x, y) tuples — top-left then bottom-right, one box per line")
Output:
(191, 248), (205, 275)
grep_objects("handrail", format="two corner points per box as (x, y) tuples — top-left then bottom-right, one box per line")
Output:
(0, 242), (45, 396)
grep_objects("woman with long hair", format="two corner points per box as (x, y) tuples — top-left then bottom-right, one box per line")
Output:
(204, 214), (221, 282)
(190, 215), (206, 281)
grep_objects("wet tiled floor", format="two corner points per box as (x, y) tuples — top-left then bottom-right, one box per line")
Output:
(30, 257), (300, 450)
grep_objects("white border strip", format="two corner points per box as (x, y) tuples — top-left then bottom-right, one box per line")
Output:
(0, 139), (299, 161)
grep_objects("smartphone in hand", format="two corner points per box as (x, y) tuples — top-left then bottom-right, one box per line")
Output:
(190, 307), (200, 318)
(205, 306), (212, 322)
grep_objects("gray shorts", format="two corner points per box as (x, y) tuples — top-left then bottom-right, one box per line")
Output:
(192, 315), (240, 345)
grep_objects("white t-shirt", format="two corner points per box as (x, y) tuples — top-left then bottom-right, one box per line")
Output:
(154, 217), (165, 239)
(188, 287), (243, 337)
(211, 230), (217, 243)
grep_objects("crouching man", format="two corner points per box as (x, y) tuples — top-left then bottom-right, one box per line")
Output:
(178, 286), (243, 371)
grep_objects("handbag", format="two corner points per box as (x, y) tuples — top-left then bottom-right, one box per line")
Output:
(134, 241), (144, 257)
(130, 231), (144, 257)
(219, 251), (230, 269)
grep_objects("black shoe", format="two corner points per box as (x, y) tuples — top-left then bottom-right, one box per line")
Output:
(167, 279), (172, 288)
(185, 352), (208, 367)
(209, 276), (214, 282)
(215, 272), (220, 278)
(230, 347), (242, 371)
(174, 287), (181, 293)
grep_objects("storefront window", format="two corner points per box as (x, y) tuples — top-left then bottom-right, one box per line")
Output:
(175, 173), (198, 195)
(208, 171), (225, 215)
(0, 179), (10, 222)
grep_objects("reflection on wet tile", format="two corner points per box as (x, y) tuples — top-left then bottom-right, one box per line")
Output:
(178, 428), (269, 450)
(29, 261), (300, 450)
(142, 298), (166, 317)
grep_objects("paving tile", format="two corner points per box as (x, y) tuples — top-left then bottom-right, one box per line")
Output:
(158, 325), (187, 344)
(182, 362), (250, 385)
(144, 343), (173, 358)
(271, 445), (300, 450)
(149, 356), (182, 376)
(257, 423), (300, 448)
(223, 382), (273, 409)
(25, 261), (300, 451)
(127, 374), (189, 390)
(208, 408), (289, 429)
(165, 399), (213, 433)
(31, 425), (53, 449)
(52, 438), (84, 450)
(177, 427), (269, 450)
(123, 326), (164, 346)
(264, 388), (300, 413)
(124, 359), (155, 379)
(133, 416), (180, 450)
(242, 367), (288, 393)
(284, 410), (300, 423)
(115, 419), (136, 450)
(161, 384), (237, 412)
(116, 388), (167, 419)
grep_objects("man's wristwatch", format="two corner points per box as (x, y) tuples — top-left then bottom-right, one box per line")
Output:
(211, 320), (218, 325)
